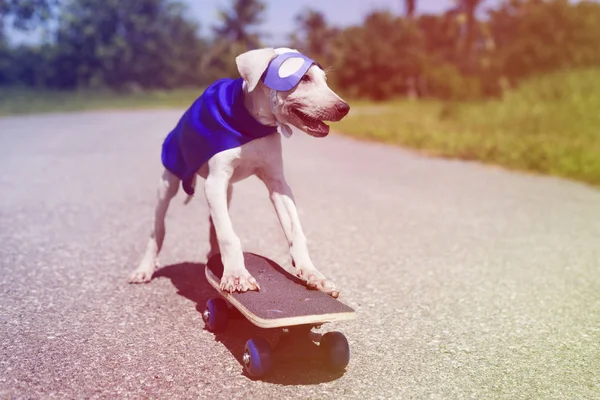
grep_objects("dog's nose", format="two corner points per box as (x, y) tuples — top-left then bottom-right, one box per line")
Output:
(336, 102), (350, 117)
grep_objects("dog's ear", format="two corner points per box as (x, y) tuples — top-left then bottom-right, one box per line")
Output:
(235, 48), (277, 92)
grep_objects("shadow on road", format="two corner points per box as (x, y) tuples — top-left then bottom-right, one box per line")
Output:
(154, 262), (346, 385)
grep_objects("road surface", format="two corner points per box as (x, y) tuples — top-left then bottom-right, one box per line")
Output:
(1, 110), (599, 399)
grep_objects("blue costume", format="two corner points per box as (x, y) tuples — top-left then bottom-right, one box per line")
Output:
(161, 51), (317, 195)
(161, 78), (276, 195)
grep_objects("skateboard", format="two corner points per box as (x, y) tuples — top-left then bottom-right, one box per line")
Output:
(203, 252), (356, 378)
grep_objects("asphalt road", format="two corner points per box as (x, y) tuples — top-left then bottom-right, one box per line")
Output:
(1, 110), (599, 399)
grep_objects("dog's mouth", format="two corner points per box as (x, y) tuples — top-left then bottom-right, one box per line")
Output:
(291, 109), (330, 137)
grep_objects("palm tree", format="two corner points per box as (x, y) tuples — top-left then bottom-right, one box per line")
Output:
(457, 0), (484, 71)
(212, 0), (266, 50)
(202, 0), (267, 83)
(292, 9), (338, 63)
(404, 0), (416, 19)
(403, 0), (418, 98)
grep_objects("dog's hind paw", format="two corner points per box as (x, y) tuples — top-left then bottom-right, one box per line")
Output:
(128, 258), (160, 284)
(128, 267), (156, 284)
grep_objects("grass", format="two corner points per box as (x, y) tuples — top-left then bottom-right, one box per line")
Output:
(331, 69), (600, 187)
(0, 86), (204, 116)
(2, 69), (599, 187)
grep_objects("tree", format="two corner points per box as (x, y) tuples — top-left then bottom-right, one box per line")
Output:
(332, 11), (425, 100)
(0, 0), (56, 32)
(290, 8), (338, 65)
(418, 13), (462, 65)
(404, 0), (416, 19)
(489, 0), (600, 84)
(50, 0), (204, 89)
(202, 0), (267, 82)
(455, 0), (484, 73)
(0, 0), (58, 85)
(403, 0), (419, 97)
(212, 0), (266, 50)
(417, 12), (472, 98)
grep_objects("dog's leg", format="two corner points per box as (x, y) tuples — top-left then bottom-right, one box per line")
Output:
(260, 169), (339, 298)
(206, 185), (233, 260)
(129, 169), (179, 283)
(205, 168), (259, 293)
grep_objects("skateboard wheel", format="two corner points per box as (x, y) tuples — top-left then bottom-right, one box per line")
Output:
(320, 331), (350, 371)
(203, 298), (229, 333)
(243, 338), (272, 378)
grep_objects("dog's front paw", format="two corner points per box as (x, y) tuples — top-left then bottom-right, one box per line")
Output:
(220, 269), (260, 293)
(295, 266), (340, 298)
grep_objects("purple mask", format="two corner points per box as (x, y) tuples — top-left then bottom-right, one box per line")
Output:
(262, 52), (319, 91)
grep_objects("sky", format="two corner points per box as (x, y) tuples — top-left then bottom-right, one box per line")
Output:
(7, 0), (503, 46)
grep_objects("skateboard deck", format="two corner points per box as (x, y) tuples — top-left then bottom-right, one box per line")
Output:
(205, 252), (356, 329)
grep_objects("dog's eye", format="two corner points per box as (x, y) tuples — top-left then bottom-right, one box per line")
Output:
(301, 75), (311, 82)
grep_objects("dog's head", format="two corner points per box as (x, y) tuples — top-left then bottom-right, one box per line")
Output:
(235, 47), (350, 138)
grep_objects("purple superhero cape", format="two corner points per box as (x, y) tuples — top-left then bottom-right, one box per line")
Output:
(161, 78), (277, 195)
(161, 51), (317, 195)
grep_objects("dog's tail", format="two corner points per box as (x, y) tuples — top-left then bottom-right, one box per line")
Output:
(182, 175), (197, 205)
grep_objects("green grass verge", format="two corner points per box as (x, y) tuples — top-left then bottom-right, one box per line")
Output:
(0, 86), (204, 116)
(332, 69), (600, 187)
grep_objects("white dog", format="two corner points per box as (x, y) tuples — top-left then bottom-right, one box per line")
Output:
(128, 47), (350, 298)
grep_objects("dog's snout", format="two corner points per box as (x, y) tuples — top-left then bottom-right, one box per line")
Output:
(335, 102), (350, 117)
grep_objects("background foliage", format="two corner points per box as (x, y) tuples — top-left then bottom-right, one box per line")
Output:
(2, 0), (600, 100)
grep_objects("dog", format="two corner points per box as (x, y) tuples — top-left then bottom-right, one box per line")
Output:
(128, 47), (350, 298)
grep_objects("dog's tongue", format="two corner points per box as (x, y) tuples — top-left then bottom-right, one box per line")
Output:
(311, 122), (330, 136)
